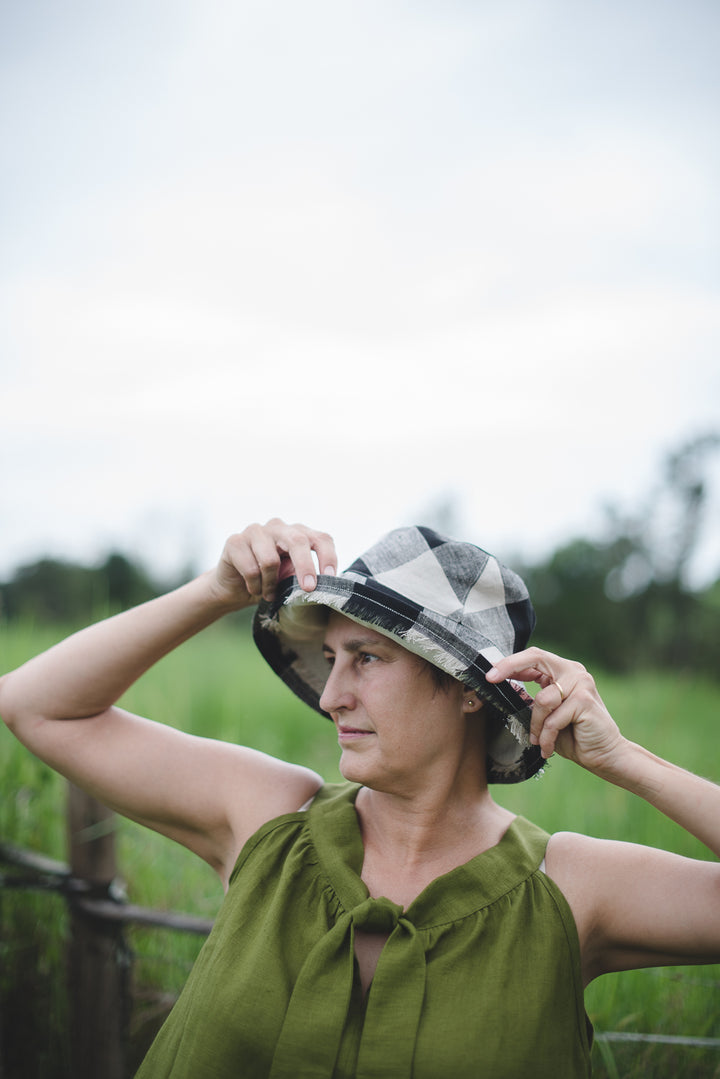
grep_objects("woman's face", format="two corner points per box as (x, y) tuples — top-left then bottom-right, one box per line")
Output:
(319, 611), (477, 792)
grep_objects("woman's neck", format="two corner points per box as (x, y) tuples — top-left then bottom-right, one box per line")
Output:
(355, 782), (515, 906)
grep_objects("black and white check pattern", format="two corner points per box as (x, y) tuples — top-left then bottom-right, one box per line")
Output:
(253, 526), (544, 783)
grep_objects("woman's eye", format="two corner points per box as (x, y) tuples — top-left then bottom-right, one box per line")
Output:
(358, 652), (378, 665)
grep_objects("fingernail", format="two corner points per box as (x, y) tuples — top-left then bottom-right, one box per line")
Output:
(324, 565), (336, 577)
(486, 667), (499, 680)
(303, 574), (316, 590)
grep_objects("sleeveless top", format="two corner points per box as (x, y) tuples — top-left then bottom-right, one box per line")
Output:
(136, 783), (592, 1078)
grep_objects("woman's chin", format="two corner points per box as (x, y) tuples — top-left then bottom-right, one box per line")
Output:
(338, 752), (375, 785)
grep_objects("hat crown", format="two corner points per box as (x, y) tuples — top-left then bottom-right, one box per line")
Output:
(346, 526), (534, 656)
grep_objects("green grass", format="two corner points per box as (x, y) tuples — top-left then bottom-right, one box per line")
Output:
(2, 618), (720, 1077)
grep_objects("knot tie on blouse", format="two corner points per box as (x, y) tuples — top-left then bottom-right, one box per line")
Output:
(269, 894), (426, 1079)
(349, 894), (402, 933)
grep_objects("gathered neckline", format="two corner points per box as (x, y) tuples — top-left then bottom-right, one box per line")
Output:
(308, 782), (549, 927)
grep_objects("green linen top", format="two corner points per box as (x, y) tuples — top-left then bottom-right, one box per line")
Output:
(136, 782), (592, 1078)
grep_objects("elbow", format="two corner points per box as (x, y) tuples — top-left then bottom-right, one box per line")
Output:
(0, 673), (9, 713)
(0, 672), (15, 732)
(711, 862), (720, 903)
(0, 672), (26, 737)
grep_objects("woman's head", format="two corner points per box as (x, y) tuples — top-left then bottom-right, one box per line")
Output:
(253, 525), (543, 783)
(318, 608), (488, 789)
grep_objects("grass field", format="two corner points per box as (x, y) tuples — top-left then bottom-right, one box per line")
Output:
(1, 617), (720, 1077)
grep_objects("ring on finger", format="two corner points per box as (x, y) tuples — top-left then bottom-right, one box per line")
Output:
(553, 681), (566, 702)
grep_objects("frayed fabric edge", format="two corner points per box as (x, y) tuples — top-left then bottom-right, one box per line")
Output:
(506, 713), (531, 749)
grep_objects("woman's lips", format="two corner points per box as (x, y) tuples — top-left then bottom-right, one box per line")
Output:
(337, 725), (374, 741)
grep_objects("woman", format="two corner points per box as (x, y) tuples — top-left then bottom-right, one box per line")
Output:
(1, 519), (719, 1078)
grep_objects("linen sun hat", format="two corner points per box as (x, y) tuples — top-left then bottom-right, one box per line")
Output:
(252, 525), (544, 783)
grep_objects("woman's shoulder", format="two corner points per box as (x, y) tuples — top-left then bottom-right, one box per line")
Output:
(544, 829), (630, 882)
(307, 780), (361, 811)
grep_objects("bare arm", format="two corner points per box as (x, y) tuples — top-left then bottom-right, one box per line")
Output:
(486, 651), (720, 982)
(0, 520), (336, 885)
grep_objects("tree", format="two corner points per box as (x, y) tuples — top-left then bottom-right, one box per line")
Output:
(523, 432), (720, 675)
(0, 554), (161, 624)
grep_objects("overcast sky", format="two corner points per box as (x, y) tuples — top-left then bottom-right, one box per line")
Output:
(1, 0), (719, 587)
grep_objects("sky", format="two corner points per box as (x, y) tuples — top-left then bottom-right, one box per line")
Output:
(1, 0), (719, 588)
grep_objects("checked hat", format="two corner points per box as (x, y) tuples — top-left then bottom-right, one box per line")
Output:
(253, 526), (544, 783)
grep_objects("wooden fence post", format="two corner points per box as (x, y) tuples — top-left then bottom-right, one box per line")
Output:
(67, 783), (128, 1079)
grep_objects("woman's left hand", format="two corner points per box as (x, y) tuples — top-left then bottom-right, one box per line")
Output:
(485, 647), (625, 774)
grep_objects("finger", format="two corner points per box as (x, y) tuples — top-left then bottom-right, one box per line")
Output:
(230, 525), (281, 600)
(267, 522), (318, 593)
(533, 703), (571, 759)
(249, 527), (288, 600)
(486, 647), (558, 679)
(529, 681), (570, 750)
(308, 528), (338, 578)
(265, 521), (337, 594)
(486, 648), (574, 691)
(216, 531), (262, 601)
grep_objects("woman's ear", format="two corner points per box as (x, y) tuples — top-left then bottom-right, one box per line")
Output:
(462, 691), (483, 714)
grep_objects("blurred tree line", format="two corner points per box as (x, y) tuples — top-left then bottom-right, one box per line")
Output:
(1, 432), (719, 676)
(518, 431), (720, 675)
(0, 552), (165, 624)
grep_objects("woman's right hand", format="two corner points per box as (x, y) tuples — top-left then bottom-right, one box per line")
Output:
(211, 519), (338, 608)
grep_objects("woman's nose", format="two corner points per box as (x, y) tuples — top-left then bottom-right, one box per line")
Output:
(319, 665), (355, 714)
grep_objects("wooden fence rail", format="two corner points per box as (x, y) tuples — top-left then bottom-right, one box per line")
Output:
(0, 841), (213, 934)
